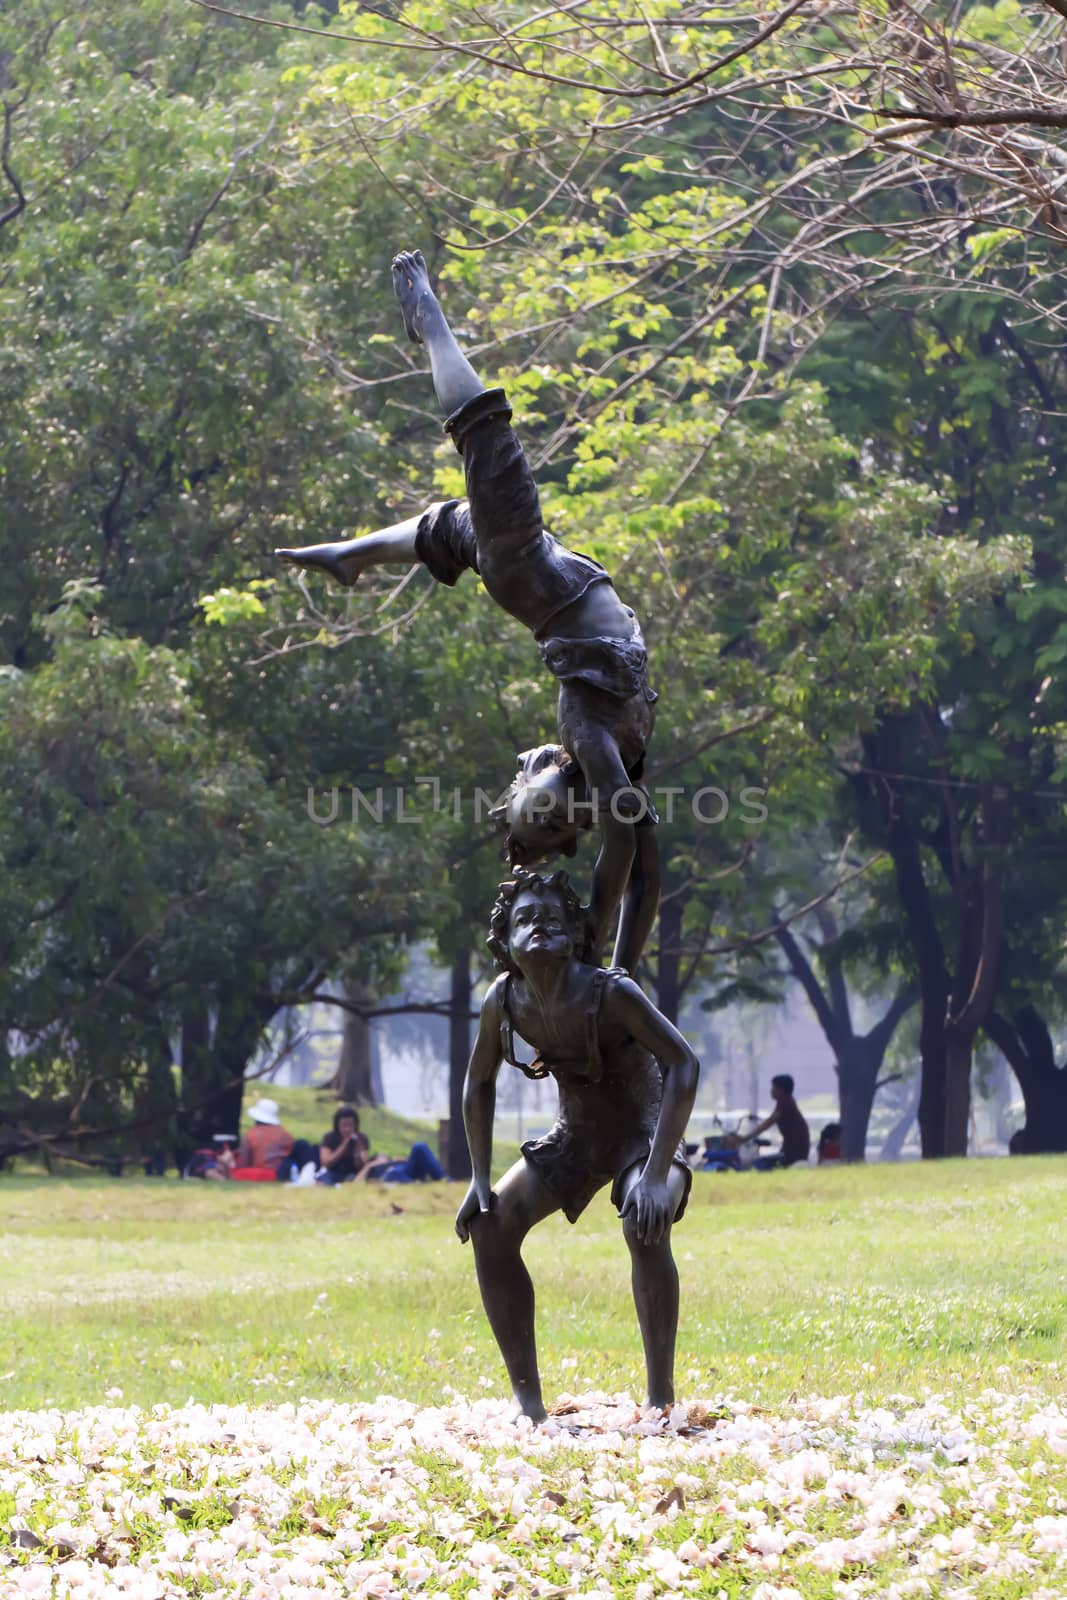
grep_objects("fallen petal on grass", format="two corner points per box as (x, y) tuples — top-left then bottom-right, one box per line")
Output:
(1, 1388), (1067, 1595)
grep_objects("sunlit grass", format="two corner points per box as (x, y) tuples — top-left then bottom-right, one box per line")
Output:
(2, 1155), (1065, 1414)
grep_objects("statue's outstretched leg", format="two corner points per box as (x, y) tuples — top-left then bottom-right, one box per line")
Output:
(618, 1163), (689, 1409)
(392, 249), (484, 418)
(275, 513), (422, 586)
(467, 1158), (560, 1422)
(275, 539), (364, 587)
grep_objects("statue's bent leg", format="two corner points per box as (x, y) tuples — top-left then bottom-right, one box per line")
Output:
(468, 1157), (560, 1422)
(617, 1162), (689, 1410)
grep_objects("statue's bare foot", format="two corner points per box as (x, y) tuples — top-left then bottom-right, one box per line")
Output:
(512, 1387), (548, 1425)
(391, 248), (436, 345)
(275, 541), (362, 588)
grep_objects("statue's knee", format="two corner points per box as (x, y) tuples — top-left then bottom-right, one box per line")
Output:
(621, 1208), (648, 1251)
(470, 1210), (523, 1261)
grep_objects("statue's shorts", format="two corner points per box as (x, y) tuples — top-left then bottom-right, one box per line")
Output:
(542, 625), (658, 781)
(520, 1124), (692, 1226)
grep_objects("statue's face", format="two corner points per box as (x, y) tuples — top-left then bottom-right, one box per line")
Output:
(508, 887), (574, 965)
(505, 763), (586, 862)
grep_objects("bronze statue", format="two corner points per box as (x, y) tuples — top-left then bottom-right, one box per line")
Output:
(277, 250), (658, 973)
(454, 868), (697, 1421)
(279, 252), (699, 1420)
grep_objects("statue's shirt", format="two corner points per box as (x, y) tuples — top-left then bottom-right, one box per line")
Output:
(499, 966), (691, 1224)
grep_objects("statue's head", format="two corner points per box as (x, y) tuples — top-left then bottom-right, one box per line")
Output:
(487, 867), (593, 974)
(490, 745), (590, 868)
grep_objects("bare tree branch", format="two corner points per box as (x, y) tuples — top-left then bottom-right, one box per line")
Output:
(0, 101), (26, 231)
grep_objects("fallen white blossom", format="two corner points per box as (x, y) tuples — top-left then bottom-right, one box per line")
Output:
(0, 1388), (1065, 1596)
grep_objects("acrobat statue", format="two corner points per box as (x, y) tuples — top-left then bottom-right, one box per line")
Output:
(456, 868), (698, 1421)
(277, 250), (658, 974)
(279, 251), (699, 1419)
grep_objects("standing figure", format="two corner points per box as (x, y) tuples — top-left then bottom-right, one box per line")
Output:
(455, 868), (698, 1422)
(277, 250), (658, 971)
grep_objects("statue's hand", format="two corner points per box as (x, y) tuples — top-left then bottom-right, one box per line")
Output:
(455, 1180), (493, 1243)
(622, 1177), (674, 1247)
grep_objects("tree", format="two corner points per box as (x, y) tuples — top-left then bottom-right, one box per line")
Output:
(776, 905), (916, 1161)
(985, 1008), (1067, 1153)
(5, 0), (1065, 1171)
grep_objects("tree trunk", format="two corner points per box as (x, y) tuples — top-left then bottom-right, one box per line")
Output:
(883, 816), (950, 1158)
(939, 784), (1007, 1157)
(179, 997), (263, 1151)
(985, 1005), (1067, 1153)
(178, 1006), (220, 1148)
(943, 1023), (974, 1157)
(213, 999), (270, 1134)
(836, 1044), (879, 1163)
(776, 914), (915, 1163)
(880, 1078), (921, 1161)
(447, 947), (473, 1181)
(334, 982), (377, 1106)
(655, 887), (685, 1025)
(135, 1025), (179, 1169)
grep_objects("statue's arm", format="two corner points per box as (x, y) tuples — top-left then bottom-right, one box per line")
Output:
(605, 977), (699, 1186)
(588, 812), (637, 966)
(463, 977), (506, 1209)
(611, 814), (660, 977)
(579, 738), (642, 964)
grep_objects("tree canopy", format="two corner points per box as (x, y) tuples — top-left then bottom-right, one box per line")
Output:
(2, 0), (1065, 1165)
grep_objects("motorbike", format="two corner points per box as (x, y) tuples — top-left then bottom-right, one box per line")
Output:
(697, 1114), (771, 1173)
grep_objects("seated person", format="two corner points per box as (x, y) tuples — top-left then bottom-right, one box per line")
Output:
(740, 1075), (811, 1169)
(182, 1134), (236, 1180)
(318, 1106), (447, 1185)
(817, 1121), (843, 1164)
(372, 1142), (446, 1184)
(221, 1098), (317, 1181)
(317, 1105), (371, 1184)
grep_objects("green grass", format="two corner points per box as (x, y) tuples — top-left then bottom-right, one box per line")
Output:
(1, 1156), (1065, 1414)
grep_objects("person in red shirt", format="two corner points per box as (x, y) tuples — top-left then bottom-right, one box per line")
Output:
(742, 1075), (811, 1169)
(219, 1098), (295, 1181)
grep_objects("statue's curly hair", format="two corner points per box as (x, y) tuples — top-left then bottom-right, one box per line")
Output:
(486, 867), (593, 973)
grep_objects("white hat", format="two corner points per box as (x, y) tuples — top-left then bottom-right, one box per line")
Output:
(248, 1097), (281, 1126)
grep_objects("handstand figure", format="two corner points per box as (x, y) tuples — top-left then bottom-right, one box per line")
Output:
(454, 867), (698, 1422)
(277, 250), (659, 972)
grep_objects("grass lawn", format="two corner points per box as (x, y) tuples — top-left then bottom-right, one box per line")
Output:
(1, 1155), (1065, 1414)
(3, 1157), (1067, 1597)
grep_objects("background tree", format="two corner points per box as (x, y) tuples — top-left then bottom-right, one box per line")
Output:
(3, 0), (1066, 1165)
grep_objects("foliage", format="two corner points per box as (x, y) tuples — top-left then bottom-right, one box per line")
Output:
(2, 0), (1066, 1161)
